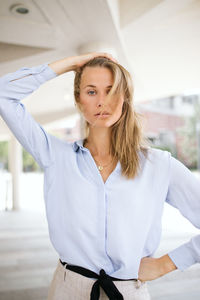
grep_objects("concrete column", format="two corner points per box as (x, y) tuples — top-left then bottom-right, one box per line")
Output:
(8, 135), (22, 210)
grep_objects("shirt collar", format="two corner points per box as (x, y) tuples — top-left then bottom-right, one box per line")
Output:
(72, 138), (86, 152)
(73, 138), (122, 174)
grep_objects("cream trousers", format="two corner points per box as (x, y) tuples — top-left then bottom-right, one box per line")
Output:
(47, 259), (151, 300)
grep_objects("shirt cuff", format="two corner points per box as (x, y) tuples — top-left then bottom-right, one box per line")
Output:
(167, 240), (198, 271)
(32, 63), (57, 85)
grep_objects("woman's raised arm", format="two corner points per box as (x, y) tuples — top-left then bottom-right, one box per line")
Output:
(0, 63), (58, 169)
(0, 53), (116, 169)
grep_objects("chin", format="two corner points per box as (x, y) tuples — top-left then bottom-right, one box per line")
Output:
(92, 124), (112, 128)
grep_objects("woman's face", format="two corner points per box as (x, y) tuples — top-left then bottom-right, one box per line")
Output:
(79, 66), (124, 128)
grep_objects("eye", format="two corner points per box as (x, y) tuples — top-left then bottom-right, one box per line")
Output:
(88, 90), (96, 95)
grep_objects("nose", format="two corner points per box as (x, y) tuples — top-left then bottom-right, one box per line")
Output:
(97, 93), (107, 107)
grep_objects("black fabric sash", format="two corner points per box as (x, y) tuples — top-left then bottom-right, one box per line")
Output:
(59, 259), (137, 300)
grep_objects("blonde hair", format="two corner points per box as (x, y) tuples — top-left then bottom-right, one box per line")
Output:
(74, 57), (150, 179)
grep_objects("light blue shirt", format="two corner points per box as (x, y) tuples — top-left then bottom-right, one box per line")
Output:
(0, 63), (200, 279)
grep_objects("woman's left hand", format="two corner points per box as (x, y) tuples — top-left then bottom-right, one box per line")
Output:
(138, 254), (177, 282)
(138, 256), (163, 282)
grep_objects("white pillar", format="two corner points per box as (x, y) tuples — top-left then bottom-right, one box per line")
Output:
(8, 135), (22, 210)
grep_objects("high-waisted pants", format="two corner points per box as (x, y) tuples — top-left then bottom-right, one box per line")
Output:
(47, 259), (151, 300)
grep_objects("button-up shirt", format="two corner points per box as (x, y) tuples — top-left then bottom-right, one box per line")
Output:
(0, 63), (199, 279)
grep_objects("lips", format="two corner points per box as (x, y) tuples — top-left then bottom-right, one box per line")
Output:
(94, 111), (110, 116)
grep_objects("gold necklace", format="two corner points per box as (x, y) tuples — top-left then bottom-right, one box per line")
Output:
(93, 156), (115, 171)
(83, 139), (115, 171)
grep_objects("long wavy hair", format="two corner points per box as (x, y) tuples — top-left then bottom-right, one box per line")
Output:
(73, 57), (150, 179)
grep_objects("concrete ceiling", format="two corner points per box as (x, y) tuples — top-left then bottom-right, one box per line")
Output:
(0, 42), (50, 63)
(0, 0), (127, 64)
(0, 0), (200, 138)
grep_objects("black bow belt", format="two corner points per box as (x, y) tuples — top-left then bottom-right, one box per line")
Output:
(59, 259), (137, 300)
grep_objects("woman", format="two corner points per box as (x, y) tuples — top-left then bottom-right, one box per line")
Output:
(0, 52), (199, 300)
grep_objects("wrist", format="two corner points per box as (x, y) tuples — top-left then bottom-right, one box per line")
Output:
(158, 254), (177, 276)
(48, 57), (76, 75)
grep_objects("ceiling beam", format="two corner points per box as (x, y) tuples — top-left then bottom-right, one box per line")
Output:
(0, 17), (57, 48)
(119, 0), (163, 27)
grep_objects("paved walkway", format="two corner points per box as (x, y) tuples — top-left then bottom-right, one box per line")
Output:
(0, 210), (199, 300)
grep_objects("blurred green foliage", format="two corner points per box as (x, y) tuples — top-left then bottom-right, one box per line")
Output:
(0, 141), (8, 170)
(0, 131), (63, 172)
(0, 141), (41, 172)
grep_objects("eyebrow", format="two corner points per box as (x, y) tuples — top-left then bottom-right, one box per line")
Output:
(83, 85), (112, 89)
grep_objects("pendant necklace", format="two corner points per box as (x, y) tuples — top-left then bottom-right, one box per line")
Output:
(93, 156), (115, 171)
(83, 139), (115, 171)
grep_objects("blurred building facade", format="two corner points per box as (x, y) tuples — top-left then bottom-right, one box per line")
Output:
(137, 94), (200, 168)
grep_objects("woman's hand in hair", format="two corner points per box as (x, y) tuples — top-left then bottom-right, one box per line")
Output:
(69, 52), (118, 69)
(48, 52), (117, 75)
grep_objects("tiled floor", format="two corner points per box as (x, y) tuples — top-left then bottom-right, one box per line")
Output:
(0, 210), (199, 300)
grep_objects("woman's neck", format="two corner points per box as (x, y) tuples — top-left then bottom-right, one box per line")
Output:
(83, 129), (111, 157)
